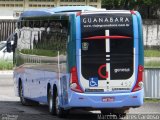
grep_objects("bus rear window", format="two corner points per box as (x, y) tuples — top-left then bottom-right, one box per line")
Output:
(80, 13), (134, 80)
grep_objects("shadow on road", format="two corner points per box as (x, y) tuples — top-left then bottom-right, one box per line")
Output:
(0, 101), (122, 120)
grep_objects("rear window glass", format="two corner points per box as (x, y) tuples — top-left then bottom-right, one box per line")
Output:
(80, 13), (134, 80)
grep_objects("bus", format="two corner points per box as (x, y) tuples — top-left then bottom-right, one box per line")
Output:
(7, 6), (144, 117)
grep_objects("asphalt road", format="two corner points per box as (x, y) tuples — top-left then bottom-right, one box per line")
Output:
(0, 73), (160, 120)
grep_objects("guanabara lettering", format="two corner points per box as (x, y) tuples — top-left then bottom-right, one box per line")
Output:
(83, 17), (130, 24)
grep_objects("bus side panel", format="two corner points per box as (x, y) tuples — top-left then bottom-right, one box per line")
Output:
(67, 14), (77, 71)
(14, 17), (70, 104)
(13, 69), (26, 97)
(60, 14), (77, 108)
(60, 74), (70, 107)
(75, 14), (83, 91)
(59, 14), (75, 107)
(14, 67), (32, 99)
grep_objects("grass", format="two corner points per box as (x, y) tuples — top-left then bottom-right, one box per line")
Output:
(144, 49), (160, 68)
(144, 98), (160, 103)
(21, 49), (60, 57)
(144, 50), (160, 57)
(145, 61), (160, 68)
(0, 60), (13, 70)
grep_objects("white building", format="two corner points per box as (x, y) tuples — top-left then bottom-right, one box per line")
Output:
(0, 0), (101, 19)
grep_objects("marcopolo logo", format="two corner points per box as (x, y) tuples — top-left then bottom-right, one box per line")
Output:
(114, 68), (130, 73)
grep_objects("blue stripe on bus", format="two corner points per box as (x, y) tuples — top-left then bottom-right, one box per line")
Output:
(71, 14), (77, 67)
(136, 12), (144, 66)
(131, 14), (139, 92)
(76, 15), (84, 91)
(67, 14), (76, 72)
(76, 16), (81, 56)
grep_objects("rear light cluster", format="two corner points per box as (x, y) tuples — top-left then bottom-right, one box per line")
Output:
(132, 65), (144, 92)
(70, 66), (83, 93)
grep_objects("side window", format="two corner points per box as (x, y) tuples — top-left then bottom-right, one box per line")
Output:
(31, 19), (69, 57)
(18, 19), (69, 56)
(17, 18), (69, 67)
(17, 20), (32, 50)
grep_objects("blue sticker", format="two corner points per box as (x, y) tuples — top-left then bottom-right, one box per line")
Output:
(89, 77), (98, 87)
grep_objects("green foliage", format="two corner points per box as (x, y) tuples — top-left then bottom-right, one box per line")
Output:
(0, 60), (13, 70)
(142, 0), (160, 5)
(144, 50), (160, 57)
(102, 0), (160, 9)
(143, 0), (152, 5)
(102, 0), (136, 9)
(145, 61), (160, 68)
(21, 49), (58, 57)
(102, 0), (160, 5)
(144, 98), (160, 103)
(144, 50), (160, 68)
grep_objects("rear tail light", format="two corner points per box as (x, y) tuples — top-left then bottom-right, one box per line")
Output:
(130, 10), (136, 15)
(70, 66), (83, 93)
(132, 65), (144, 92)
(76, 12), (81, 16)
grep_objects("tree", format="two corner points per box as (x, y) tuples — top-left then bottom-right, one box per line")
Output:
(102, 0), (138, 10)
(102, 0), (160, 10)
(102, 0), (160, 19)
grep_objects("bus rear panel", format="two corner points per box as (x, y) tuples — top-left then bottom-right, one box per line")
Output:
(68, 11), (144, 109)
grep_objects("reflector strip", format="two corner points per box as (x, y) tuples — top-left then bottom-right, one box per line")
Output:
(83, 36), (132, 40)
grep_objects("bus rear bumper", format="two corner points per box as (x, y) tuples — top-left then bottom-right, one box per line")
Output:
(67, 89), (144, 109)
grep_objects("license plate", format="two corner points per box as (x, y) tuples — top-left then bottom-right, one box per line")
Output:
(102, 97), (114, 102)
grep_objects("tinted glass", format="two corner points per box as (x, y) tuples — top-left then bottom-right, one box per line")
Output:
(81, 13), (133, 80)
(16, 19), (68, 72)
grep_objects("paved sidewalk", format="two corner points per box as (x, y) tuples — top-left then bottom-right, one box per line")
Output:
(145, 57), (160, 62)
(0, 70), (13, 75)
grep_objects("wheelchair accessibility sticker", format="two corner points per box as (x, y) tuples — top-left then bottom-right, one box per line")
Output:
(89, 77), (98, 87)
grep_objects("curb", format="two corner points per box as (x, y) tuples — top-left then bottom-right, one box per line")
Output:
(0, 70), (13, 75)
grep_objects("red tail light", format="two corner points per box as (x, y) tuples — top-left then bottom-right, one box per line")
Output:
(70, 66), (83, 93)
(76, 12), (81, 16)
(132, 65), (144, 92)
(130, 10), (136, 15)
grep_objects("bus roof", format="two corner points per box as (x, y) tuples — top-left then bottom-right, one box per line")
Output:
(20, 6), (103, 18)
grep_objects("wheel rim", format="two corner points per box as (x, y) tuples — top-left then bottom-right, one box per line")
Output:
(49, 90), (53, 112)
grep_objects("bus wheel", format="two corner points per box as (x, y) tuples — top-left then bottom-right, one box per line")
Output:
(19, 82), (39, 106)
(48, 88), (56, 115)
(55, 92), (69, 118)
(19, 82), (29, 105)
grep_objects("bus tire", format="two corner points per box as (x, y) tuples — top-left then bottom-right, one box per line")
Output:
(19, 82), (30, 105)
(55, 92), (69, 118)
(19, 82), (39, 106)
(48, 88), (56, 115)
